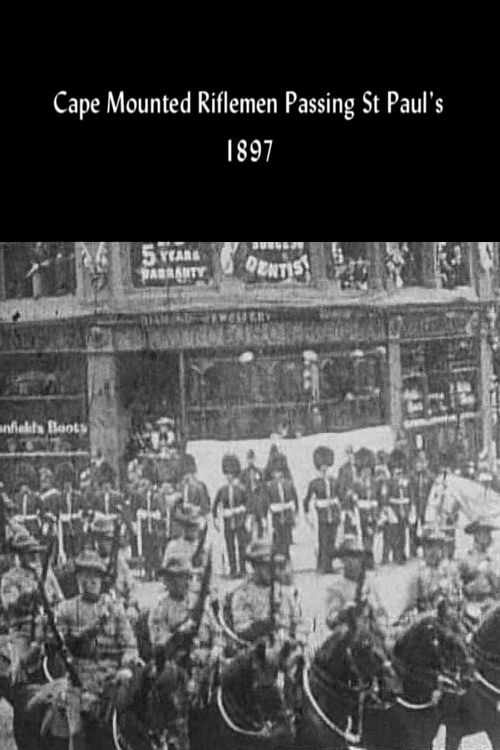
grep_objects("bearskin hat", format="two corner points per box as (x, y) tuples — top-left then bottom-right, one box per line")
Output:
(354, 447), (375, 470)
(313, 446), (334, 470)
(94, 461), (116, 487)
(55, 461), (76, 489)
(182, 454), (197, 476)
(141, 458), (160, 486)
(222, 453), (241, 477)
(268, 453), (288, 476)
(14, 463), (39, 492)
(388, 448), (408, 473)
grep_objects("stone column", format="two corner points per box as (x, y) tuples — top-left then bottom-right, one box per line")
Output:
(387, 314), (404, 433)
(86, 325), (124, 485)
(478, 315), (495, 462)
(472, 242), (496, 298)
(366, 242), (385, 292)
(310, 242), (328, 288)
(420, 242), (440, 288)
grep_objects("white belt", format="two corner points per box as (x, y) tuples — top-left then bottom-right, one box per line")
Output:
(137, 509), (161, 520)
(13, 513), (38, 522)
(390, 497), (409, 505)
(59, 513), (82, 521)
(222, 506), (246, 518)
(315, 499), (338, 509)
(270, 502), (295, 513)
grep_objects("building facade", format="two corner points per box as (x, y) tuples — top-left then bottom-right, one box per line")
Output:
(0, 241), (499, 487)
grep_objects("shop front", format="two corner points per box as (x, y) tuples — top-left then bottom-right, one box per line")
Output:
(0, 323), (90, 488)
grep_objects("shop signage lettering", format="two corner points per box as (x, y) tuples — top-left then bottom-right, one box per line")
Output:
(132, 242), (214, 286)
(0, 420), (88, 436)
(0, 326), (86, 352)
(222, 242), (311, 283)
(401, 311), (479, 339)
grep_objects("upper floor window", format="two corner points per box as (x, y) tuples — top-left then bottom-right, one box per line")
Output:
(437, 242), (470, 289)
(3, 242), (76, 299)
(325, 242), (369, 291)
(385, 242), (424, 287)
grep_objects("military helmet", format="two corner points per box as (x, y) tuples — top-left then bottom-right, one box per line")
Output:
(245, 540), (286, 566)
(313, 446), (334, 470)
(222, 453), (241, 477)
(55, 461), (76, 489)
(94, 461), (116, 487)
(75, 550), (108, 575)
(159, 553), (192, 577)
(91, 514), (116, 537)
(182, 454), (197, 475)
(15, 463), (39, 492)
(10, 529), (45, 553)
(464, 517), (499, 535)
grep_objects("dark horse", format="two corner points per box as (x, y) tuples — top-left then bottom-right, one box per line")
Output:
(188, 633), (297, 750)
(391, 615), (473, 750)
(443, 603), (500, 750)
(296, 602), (403, 750)
(4, 653), (189, 750)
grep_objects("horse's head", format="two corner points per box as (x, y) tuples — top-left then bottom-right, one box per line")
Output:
(142, 660), (190, 750)
(394, 617), (473, 700)
(317, 602), (403, 703)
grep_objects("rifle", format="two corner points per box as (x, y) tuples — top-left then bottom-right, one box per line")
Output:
(103, 517), (121, 595)
(191, 518), (208, 569)
(28, 533), (55, 643)
(29, 550), (82, 688)
(269, 544), (277, 645)
(354, 550), (368, 611)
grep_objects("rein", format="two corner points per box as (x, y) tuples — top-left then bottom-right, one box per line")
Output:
(216, 686), (272, 738)
(303, 662), (366, 744)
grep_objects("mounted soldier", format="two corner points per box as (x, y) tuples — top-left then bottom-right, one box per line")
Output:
(11, 464), (41, 540)
(241, 449), (269, 540)
(91, 515), (139, 625)
(458, 518), (500, 623)
(213, 454), (249, 579)
(0, 529), (63, 683)
(303, 446), (341, 574)
(162, 505), (210, 599)
(54, 461), (84, 562)
(46, 549), (143, 745)
(266, 453), (298, 561)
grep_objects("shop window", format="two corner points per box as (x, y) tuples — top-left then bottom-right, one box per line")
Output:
(325, 242), (369, 290)
(437, 242), (470, 289)
(401, 338), (478, 423)
(0, 352), (89, 487)
(3, 242), (76, 299)
(385, 242), (424, 287)
(184, 348), (385, 440)
(130, 242), (216, 288)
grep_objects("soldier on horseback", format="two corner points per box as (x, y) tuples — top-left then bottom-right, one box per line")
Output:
(0, 529), (63, 683)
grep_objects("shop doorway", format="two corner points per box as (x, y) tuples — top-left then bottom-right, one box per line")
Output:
(119, 351), (182, 457)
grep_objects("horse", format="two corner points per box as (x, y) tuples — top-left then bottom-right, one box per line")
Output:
(443, 603), (500, 750)
(6, 654), (189, 750)
(391, 614), (474, 750)
(296, 601), (403, 750)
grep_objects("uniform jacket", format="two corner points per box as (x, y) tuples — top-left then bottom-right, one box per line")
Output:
(459, 547), (500, 601)
(38, 488), (62, 519)
(337, 462), (359, 502)
(179, 479), (211, 515)
(228, 578), (307, 642)
(241, 467), (269, 518)
(1, 564), (63, 631)
(404, 560), (463, 614)
(148, 591), (222, 655)
(13, 489), (40, 521)
(89, 489), (124, 517)
(99, 552), (136, 605)
(303, 476), (341, 524)
(213, 482), (249, 530)
(266, 479), (298, 526)
(408, 470), (434, 521)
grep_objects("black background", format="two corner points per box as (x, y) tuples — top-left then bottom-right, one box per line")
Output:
(1, 25), (497, 232)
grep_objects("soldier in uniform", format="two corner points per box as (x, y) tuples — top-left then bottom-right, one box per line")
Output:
(263, 444), (292, 483)
(388, 451), (411, 565)
(267, 453), (298, 561)
(12, 464), (40, 539)
(55, 461), (85, 561)
(162, 506), (211, 602)
(133, 462), (163, 581)
(89, 461), (124, 518)
(225, 540), (307, 647)
(374, 456), (397, 564)
(241, 449), (268, 540)
(178, 454), (211, 517)
(396, 526), (464, 636)
(38, 466), (62, 543)
(337, 445), (359, 504)
(458, 518), (500, 619)
(303, 446), (341, 574)
(92, 515), (139, 624)
(408, 450), (434, 558)
(1, 529), (63, 682)
(213, 454), (249, 579)
(51, 550), (142, 740)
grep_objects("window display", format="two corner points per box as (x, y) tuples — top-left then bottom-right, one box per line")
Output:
(2, 242), (76, 299)
(325, 242), (369, 290)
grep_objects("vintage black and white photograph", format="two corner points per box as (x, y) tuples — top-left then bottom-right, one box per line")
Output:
(1, 242), (500, 750)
